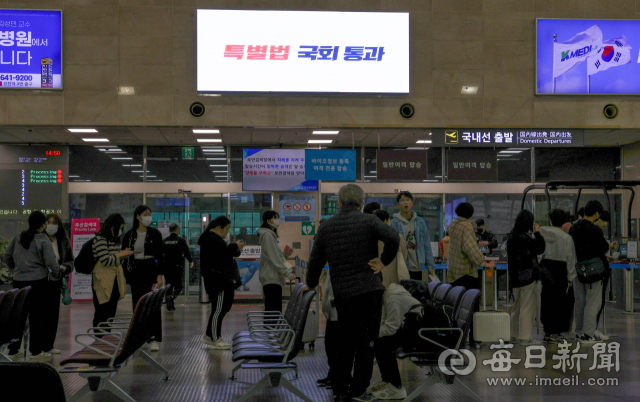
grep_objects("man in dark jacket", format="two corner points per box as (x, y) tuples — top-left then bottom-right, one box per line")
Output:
(163, 224), (193, 311)
(475, 218), (498, 254)
(307, 184), (400, 402)
(570, 200), (616, 343)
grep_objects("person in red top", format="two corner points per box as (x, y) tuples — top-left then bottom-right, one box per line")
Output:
(438, 231), (450, 263)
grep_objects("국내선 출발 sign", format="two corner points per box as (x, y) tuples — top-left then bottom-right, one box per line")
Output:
(197, 10), (409, 93)
(0, 10), (62, 90)
(431, 129), (585, 147)
(537, 19), (640, 94)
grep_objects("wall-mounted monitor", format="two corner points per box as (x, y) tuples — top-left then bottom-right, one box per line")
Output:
(537, 19), (640, 95)
(0, 9), (62, 90)
(242, 149), (318, 191)
(197, 10), (409, 93)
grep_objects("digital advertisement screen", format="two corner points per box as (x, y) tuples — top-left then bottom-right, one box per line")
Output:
(0, 10), (62, 90)
(0, 145), (68, 218)
(197, 10), (409, 93)
(242, 149), (318, 192)
(537, 19), (640, 94)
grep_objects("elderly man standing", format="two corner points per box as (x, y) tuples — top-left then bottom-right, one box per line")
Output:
(307, 184), (400, 402)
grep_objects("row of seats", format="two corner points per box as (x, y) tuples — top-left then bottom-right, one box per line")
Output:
(58, 285), (172, 402)
(0, 287), (31, 361)
(230, 282), (318, 402)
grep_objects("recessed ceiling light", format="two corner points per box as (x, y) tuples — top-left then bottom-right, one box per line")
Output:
(416, 140), (432, 144)
(118, 86), (135, 95)
(197, 139), (222, 143)
(68, 128), (98, 133)
(461, 86), (478, 95)
(308, 139), (333, 144)
(193, 129), (220, 134)
(498, 151), (522, 154)
(111, 157), (133, 160)
(312, 130), (340, 135)
(215, 175), (228, 178)
(82, 138), (109, 142)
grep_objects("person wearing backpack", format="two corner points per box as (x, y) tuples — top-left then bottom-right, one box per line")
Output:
(507, 209), (545, 345)
(368, 284), (422, 400)
(570, 200), (616, 343)
(4, 211), (61, 360)
(538, 209), (576, 344)
(91, 214), (132, 329)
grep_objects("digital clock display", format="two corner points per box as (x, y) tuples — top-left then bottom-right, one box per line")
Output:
(46, 150), (61, 156)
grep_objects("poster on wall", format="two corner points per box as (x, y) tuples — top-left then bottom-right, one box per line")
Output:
(69, 218), (100, 302)
(197, 10), (409, 93)
(279, 194), (315, 222)
(537, 19), (640, 94)
(242, 149), (318, 191)
(0, 10), (63, 90)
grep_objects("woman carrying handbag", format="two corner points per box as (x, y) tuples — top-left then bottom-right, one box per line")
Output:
(507, 210), (545, 345)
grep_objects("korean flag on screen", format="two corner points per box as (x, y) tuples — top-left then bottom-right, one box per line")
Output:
(587, 36), (631, 75)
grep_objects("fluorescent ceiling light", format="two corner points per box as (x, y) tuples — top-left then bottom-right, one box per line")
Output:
(193, 129), (220, 134)
(206, 158), (227, 160)
(423, 180), (439, 182)
(69, 175), (80, 178)
(106, 148), (123, 152)
(364, 176), (376, 178)
(210, 165), (228, 167)
(370, 171), (377, 174)
(95, 146), (117, 149)
(211, 171), (228, 174)
(73, 180), (91, 182)
(111, 157), (133, 160)
(131, 171), (151, 173)
(312, 130), (340, 135)
(201, 146), (223, 148)
(82, 138), (109, 142)
(104, 151), (126, 153)
(461, 86), (478, 95)
(118, 86), (135, 95)
(199, 94), (221, 97)
(308, 140), (333, 144)
(68, 128), (98, 133)
(416, 140), (432, 144)
(499, 150), (522, 154)
(406, 147), (429, 150)
(197, 139), (222, 143)
(140, 175), (156, 178)
(123, 164), (142, 167)
(215, 176), (228, 178)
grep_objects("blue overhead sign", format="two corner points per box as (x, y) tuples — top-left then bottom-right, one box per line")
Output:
(0, 9), (62, 90)
(305, 149), (356, 181)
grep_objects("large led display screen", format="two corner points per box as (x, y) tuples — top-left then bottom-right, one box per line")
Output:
(537, 19), (640, 94)
(0, 145), (68, 218)
(243, 149), (318, 191)
(197, 10), (409, 93)
(0, 10), (62, 90)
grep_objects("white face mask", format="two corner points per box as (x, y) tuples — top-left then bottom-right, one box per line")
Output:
(141, 216), (152, 227)
(45, 224), (58, 236)
(272, 219), (281, 228)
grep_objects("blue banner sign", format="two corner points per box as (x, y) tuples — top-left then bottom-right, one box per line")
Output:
(305, 149), (356, 181)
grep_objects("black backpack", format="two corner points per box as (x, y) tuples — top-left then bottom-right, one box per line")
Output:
(74, 237), (98, 275)
(401, 302), (457, 354)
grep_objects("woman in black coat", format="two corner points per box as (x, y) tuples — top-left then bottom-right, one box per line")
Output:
(121, 205), (165, 351)
(198, 215), (244, 350)
(507, 209), (545, 344)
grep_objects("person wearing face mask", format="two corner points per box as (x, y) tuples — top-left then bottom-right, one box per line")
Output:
(475, 219), (498, 255)
(198, 215), (244, 349)
(258, 210), (296, 314)
(91, 214), (133, 330)
(4, 211), (61, 360)
(41, 213), (74, 355)
(121, 205), (166, 352)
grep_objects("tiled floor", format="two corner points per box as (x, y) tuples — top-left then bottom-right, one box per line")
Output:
(40, 297), (640, 401)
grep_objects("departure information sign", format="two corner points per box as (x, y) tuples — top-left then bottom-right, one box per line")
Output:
(432, 129), (585, 147)
(0, 10), (63, 90)
(0, 145), (68, 218)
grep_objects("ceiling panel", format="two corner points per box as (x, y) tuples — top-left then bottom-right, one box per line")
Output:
(251, 130), (283, 144)
(160, 128), (194, 145)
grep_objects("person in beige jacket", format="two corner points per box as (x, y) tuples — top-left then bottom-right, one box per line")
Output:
(374, 210), (410, 288)
(91, 213), (133, 328)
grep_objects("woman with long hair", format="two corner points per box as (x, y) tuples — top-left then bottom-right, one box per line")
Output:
(41, 213), (74, 354)
(507, 209), (546, 345)
(121, 205), (165, 351)
(92, 213), (132, 329)
(198, 215), (244, 349)
(3, 211), (61, 360)
(258, 210), (295, 313)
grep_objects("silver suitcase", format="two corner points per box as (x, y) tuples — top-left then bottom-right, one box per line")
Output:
(473, 271), (510, 343)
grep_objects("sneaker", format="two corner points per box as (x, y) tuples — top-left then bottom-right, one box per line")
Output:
(374, 384), (408, 400)
(44, 348), (61, 354)
(214, 338), (232, 349)
(579, 334), (600, 344)
(31, 352), (52, 360)
(544, 334), (563, 344)
(352, 392), (377, 402)
(148, 341), (160, 351)
(367, 380), (389, 393)
(201, 335), (217, 347)
(8, 352), (23, 361)
(594, 330), (610, 341)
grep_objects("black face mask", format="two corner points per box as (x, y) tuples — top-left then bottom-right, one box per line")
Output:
(477, 229), (483, 234)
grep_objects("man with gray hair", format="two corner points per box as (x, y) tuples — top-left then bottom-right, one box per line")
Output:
(307, 184), (400, 402)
